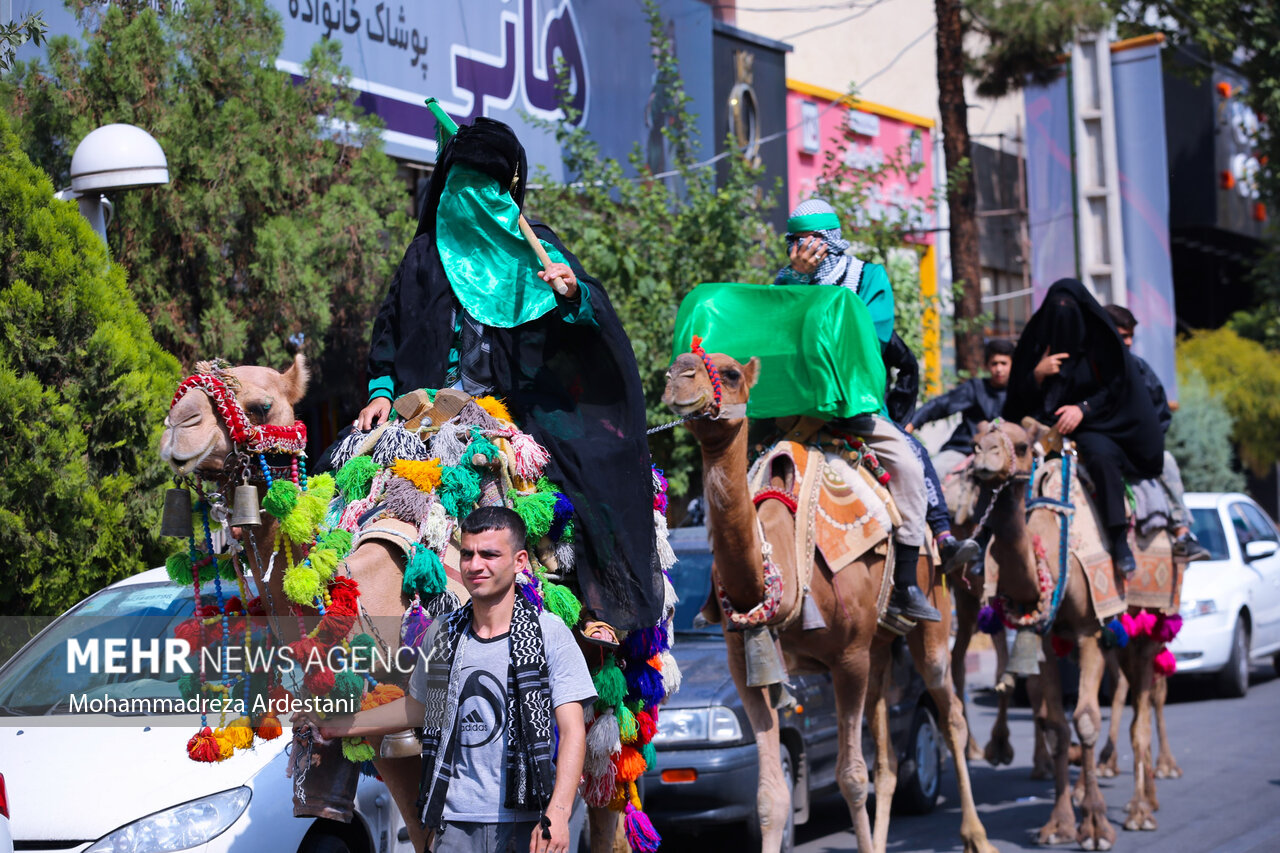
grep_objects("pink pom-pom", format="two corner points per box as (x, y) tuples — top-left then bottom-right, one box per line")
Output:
(624, 804), (662, 853)
(1153, 648), (1177, 678)
(1153, 613), (1183, 643)
(1120, 612), (1136, 637)
(1131, 610), (1158, 638)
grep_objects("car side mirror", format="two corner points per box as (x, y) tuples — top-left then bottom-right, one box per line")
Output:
(1244, 540), (1279, 562)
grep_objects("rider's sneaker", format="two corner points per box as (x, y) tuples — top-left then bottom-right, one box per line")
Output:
(1173, 531), (1211, 562)
(889, 585), (942, 623)
(940, 535), (982, 573)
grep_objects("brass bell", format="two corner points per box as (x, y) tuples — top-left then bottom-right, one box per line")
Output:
(1007, 628), (1044, 677)
(743, 625), (786, 688)
(379, 728), (422, 760)
(160, 487), (193, 538)
(230, 483), (262, 527)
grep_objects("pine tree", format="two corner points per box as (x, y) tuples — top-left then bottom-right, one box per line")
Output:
(1167, 370), (1245, 493)
(0, 107), (181, 638)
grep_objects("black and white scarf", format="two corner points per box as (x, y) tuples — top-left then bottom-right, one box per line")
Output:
(780, 227), (867, 293)
(415, 595), (556, 831)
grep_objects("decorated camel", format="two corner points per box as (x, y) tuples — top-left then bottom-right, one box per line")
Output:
(159, 355), (675, 853)
(969, 418), (1184, 849)
(1098, 659), (1181, 780)
(662, 349), (994, 853)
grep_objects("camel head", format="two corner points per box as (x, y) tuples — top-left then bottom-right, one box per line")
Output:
(662, 347), (759, 435)
(160, 354), (309, 479)
(970, 417), (1039, 484)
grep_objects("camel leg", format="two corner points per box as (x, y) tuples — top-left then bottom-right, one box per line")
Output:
(1026, 674), (1055, 780)
(907, 613), (997, 853)
(832, 649), (876, 853)
(1121, 639), (1160, 832)
(867, 646), (896, 853)
(723, 629), (791, 853)
(1098, 653), (1127, 779)
(370, 753), (430, 852)
(984, 625), (1015, 767)
(586, 806), (619, 853)
(1033, 649), (1078, 845)
(1152, 675), (1182, 779)
(950, 583), (986, 762)
(1071, 634), (1115, 851)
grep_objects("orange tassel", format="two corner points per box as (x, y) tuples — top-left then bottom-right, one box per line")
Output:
(361, 683), (406, 711)
(257, 714), (283, 740)
(613, 745), (646, 782)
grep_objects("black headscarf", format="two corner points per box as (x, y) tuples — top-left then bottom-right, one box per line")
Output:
(1003, 278), (1163, 478)
(367, 119), (661, 631)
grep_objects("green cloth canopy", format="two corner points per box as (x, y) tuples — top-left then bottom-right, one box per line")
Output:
(671, 282), (886, 420)
(436, 165), (571, 328)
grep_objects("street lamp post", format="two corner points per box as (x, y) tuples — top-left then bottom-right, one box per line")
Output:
(54, 123), (169, 243)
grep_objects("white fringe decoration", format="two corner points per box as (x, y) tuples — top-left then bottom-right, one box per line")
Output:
(659, 650), (682, 697)
(582, 771), (616, 808)
(371, 425), (428, 467)
(337, 469), (393, 532)
(429, 422), (470, 468)
(328, 429), (368, 470)
(554, 540), (576, 574)
(421, 501), (451, 552)
(654, 510), (677, 571)
(508, 431), (550, 480)
(663, 574), (679, 621)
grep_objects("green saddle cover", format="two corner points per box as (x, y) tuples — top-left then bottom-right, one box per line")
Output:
(671, 282), (886, 420)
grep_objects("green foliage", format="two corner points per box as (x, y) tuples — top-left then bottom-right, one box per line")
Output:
(0, 11), (46, 72)
(1177, 327), (1280, 474)
(2, 0), (412, 398)
(0, 107), (181, 622)
(527, 1), (780, 495)
(966, 0), (1112, 97)
(1167, 369), (1246, 493)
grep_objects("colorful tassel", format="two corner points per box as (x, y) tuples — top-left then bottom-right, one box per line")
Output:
(309, 547), (339, 581)
(256, 714), (282, 740)
(623, 625), (669, 661)
(320, 529), (353, 557)
(282, 565), (322, 605)
(658, 651), (682, 696)
(509, 487), (559, 542)
(342, 737), (377, 762)
(304, 666), (336, 696)
(391, 458), (443, 492)
(542, 581), (582, 629)
(613, 745), (646, 782)
(1102, 617), (1130, 649)
(187, 726), (222, 762)
(1153, 648), (1177, 677)
(307, 473), (336, 505)
(262, 479), (300, 519)
(593, 659), (627, 710)
(582, 771), (616, 808)
(618, 704), (639, 744)
(404, 546), (447, 596)
(335, 456), (379, 501)
(509, 431), (550, 481)
(623, 804), (662, 852)
(1153, 613), (1183, 643)
(1131, 610), (1158, 638)
(549, 491), (575, 542)
(475, 395), (512, 423)
(626, 661), (667, 709)
(585, 712), (622, 776)
(438, 464), (482, 517)
(330, 669), (366, 705)
(976, 602), (1005, 635)
(165, 552), (195, 585)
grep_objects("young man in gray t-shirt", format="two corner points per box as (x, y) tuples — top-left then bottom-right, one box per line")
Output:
(298, 507), (595, 853)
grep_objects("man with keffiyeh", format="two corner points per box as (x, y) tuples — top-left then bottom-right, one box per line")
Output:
(299, 507), (596, 852)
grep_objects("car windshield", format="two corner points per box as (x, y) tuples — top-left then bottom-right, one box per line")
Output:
(1189, 508), (1231, 561)
(668, 548), (719, 635)
(0, 580), (216, 716)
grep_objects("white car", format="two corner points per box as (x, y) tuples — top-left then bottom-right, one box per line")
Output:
(0, 568), (417, 853)
(1170, 493), (1280, 697)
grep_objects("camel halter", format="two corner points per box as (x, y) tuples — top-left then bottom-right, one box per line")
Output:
(687, 335), (747, 420)
(170, 365), (307, 458)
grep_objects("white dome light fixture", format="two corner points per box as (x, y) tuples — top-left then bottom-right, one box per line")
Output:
(70, 123), (169, 194)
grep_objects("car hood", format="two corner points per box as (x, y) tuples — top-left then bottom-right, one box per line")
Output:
(2, 719), (285, 842)
(664, 635), (736, 707)
(1179, 559), (1243, 603)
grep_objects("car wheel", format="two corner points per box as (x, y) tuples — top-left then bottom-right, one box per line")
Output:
(1218, 618), (1250, 699)
(746, 749), (796, 853)
(895, 706), (942, 815)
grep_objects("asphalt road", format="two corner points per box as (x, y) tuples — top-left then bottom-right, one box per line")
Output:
(666, 664), (1280, 852)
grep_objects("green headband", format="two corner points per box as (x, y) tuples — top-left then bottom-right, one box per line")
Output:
(786, 211), (840, 233)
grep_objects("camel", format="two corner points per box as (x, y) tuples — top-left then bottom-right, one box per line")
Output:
(970, 418), (1171, 849)
(662, 350), (995, 853)
(159, 355), (623, 853)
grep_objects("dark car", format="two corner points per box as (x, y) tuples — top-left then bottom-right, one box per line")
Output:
(643, 527), (943, 851)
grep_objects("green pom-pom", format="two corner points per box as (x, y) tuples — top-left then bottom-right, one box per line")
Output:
(216, 554), (238, 581)
(178, 673), (200, 700)
(166, 552), (194, 584)
(349, 633), (378, 663)
(464, 432), (502, 468)
(641, 741), (657, 770)
(283, 566), (322, 605)
(542, 581), (582, 629)
(592, 658), (627, 710)
(281, 508), (316, 543)
(297, 491), (328, 526)
(509, 488), (558, 542)
(335, 456), (379, 501)
(341, 737), (377, 762)
(617, 704), (638, 742)
(262, 480), (300, 520)
(404, 546), (447, 596)
(439, 464), (481, 517)
(310, 548), (339, 581)
(330, 669), (365, 705)
(320, 529), (354, 557)
(307, 473), (336, 505)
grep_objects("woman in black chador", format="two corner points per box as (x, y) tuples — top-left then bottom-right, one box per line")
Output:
(1003, 278), (1164, 574)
